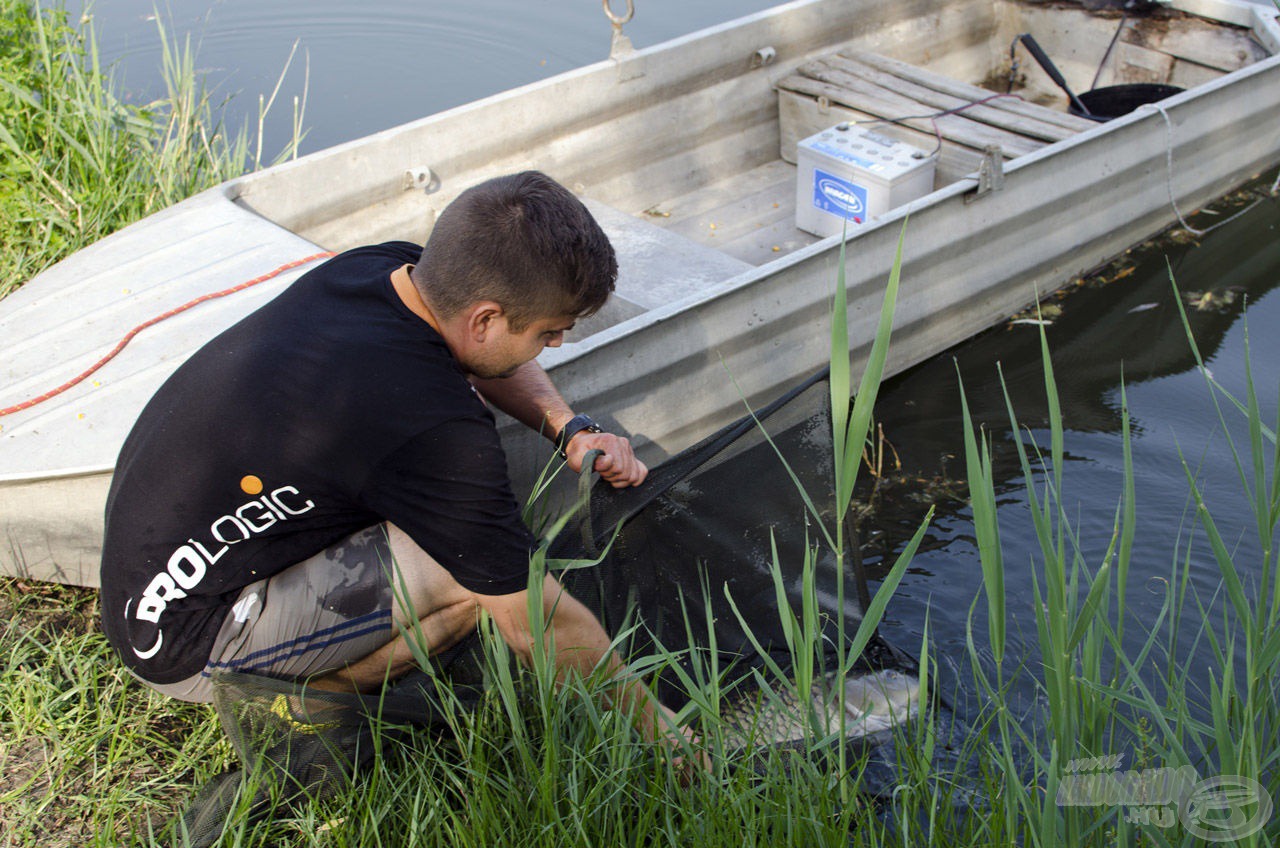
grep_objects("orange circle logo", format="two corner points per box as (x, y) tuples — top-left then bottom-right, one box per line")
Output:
(240, 475), (264, 495)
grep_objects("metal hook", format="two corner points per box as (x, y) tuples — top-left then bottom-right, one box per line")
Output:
(602, 0), (641, 75)
(602, 0), (634, 28)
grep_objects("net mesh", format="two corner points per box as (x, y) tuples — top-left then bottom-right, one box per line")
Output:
(550, 369), (912, 708)
(170, 368), (917, 844)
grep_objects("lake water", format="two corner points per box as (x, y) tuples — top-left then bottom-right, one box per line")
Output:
(83, 0), (1279, 734)
(867, 189), (1279, 717)
(76, 0), (779, 155)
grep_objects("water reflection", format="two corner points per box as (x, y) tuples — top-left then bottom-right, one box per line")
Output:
(864, 183), (1280, 702)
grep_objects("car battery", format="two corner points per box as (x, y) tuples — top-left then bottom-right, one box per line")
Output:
(795, 123), (937, 238)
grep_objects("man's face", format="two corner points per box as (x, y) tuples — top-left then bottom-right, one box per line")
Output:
(468, 313), (577, 379)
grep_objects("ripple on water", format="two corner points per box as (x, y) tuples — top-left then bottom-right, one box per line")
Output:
(75, 0), (605, 152)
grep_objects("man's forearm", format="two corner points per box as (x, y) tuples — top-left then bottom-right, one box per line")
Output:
(471, 361), (573, 444)
(546, 597), (677, 744)
(502, 575), (679, 744)
(472, 360), (648, 487)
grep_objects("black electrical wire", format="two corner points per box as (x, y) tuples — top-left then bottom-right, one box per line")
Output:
(1007, 33), (1023, 94)
(855, 92), (1028, 158)
(1091, 13), (1129, 91)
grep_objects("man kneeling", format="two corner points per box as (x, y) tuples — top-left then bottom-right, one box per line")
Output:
(99, 171), (687, 751)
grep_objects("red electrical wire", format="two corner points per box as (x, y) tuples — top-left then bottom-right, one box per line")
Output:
(0, 251), (336, 419)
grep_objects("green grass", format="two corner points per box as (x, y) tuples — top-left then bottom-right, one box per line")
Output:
(0, 0), (302, 297)
(0, 580), (228, 844)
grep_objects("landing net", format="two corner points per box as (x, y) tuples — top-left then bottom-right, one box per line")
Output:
(550, 368), (913, 706)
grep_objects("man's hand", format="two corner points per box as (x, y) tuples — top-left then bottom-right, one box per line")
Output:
(665, 715), (712, 782)
(475, 575), (693, 772)
(565, 429), (648, 488)
(468, 362), (647, 488)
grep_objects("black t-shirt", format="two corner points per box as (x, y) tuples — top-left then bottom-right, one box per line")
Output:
(99, 242), (537, 684)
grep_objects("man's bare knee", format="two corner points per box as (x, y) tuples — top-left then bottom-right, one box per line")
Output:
(385, 523), (478, 627)
(309, 599), (480, 693)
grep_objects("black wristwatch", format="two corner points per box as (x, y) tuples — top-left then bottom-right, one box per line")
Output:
(555, 414), (603, 457)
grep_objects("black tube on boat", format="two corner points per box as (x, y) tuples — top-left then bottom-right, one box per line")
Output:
(1017, 33), (1093, 117)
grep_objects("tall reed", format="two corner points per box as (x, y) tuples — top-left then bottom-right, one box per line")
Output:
(951, 272), (1278, 846)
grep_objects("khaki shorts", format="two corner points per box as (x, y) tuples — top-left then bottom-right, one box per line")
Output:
(144, 524), (399, 703)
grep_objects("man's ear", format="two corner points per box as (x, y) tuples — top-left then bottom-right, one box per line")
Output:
(466, 301), (505, 342)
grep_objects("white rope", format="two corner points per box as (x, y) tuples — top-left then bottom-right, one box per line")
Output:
(1146, 103), (1272, 238)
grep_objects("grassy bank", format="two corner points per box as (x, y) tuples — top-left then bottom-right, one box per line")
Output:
(0, 0), (300, 296)
(0, 2), (293, 839)
(0, 580), (228, 843)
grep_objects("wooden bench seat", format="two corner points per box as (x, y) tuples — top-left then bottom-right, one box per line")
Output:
(778, 50), (1097, 185)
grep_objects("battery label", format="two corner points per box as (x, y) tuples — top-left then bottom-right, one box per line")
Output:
(812, 169), (867, 223)
(862, 130), (898, 149)
(809, 141), (876, 170)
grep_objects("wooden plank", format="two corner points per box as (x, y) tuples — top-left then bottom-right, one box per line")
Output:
(842, 50), (1097, 134)
(780, 71), (1045, 159)
(1122, 17), (1268, 73)
(718, 215), (822, 267)
(778, 91), (982, 184)
(821, 54), (1079, 142)
(784, 71), (1040, 157)
(645, 158), (822, 266)
(1096, 41), (1176, 87)
(664, 166), (799, 247)
(1168, 59), (1223, 91)
(582, 200), (752, 312)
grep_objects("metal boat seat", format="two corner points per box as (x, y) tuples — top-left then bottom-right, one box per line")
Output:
(568, 200), (753, 341)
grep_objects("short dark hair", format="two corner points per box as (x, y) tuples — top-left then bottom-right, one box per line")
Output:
(411, 171), (617, 331)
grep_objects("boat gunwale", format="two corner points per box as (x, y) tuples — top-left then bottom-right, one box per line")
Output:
(534, 42), (1280, 369)
(224, 0), (837, 204)
(0, 466), (114, 485)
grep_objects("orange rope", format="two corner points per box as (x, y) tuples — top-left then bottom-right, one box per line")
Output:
(0, 252), (336, 419)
